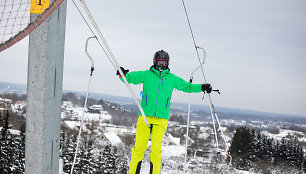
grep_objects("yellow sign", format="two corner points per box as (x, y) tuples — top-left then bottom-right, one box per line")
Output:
(30, 0), (51, 14)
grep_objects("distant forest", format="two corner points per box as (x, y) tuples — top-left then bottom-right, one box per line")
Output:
(230, 126), (305, 173)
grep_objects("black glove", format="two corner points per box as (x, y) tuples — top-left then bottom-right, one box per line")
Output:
(116, 67), (129, 76)
(201, 83), (212, 93)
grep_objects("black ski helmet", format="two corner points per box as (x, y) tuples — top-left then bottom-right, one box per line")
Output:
(153, 50), (170, 69)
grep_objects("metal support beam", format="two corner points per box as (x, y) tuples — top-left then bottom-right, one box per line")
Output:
(25, 1), (67, 173)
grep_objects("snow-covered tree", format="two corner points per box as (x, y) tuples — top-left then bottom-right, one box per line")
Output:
(230, 126), (253, 169)
(61, 133), (78, 173)
(302, 155), (306, 172)
(272, 141), (281, 164)
(279, 138), (288, 161)
(77, 134), (95, 173)
(96, 147), (105, 173)
(0, 111), (4, 173)
(101, 144), (117, 173)
(1, 111), (9, 139)
(0, 110), (26, 173)
(14, 126), (25, 173)
(231, 126), (305, 173)
(0, 111), (2, 134)
(116, 157), (129, 174)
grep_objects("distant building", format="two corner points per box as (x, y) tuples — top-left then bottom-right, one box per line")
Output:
(88, 104), (103, 114)
(11, 101), (26, 116)
(0, 98), (12, 103)
(62, 101), (73, 108)
(104, 126), (131, 136)
(218, 126), (228, 133)
(0, 98), (11, 114)
(194, 149), (210, 159)
(62, 121), (80, 131)
(61, 121), (89, 133)
(164, 134), (180, 145)
(14, 101), (26, 110)
(99, 132), (123, 146)
(8, 129), (21, 136)
(3, 129), (22, 139)
(0, 102), (6, 110)
(90, 104), (103, 110)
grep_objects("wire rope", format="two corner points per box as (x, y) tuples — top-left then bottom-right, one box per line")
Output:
(71, 0), (116, 68)
(70, 36), (95, 174)
(72, 0), (150, 127)
(181, 0), (207, 83)
(68, 4), (153, 171)
(181, 0), (231, 166)
(184, 46), (205, 172)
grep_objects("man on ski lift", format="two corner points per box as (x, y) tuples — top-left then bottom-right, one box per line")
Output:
(117, 50), (212, 174)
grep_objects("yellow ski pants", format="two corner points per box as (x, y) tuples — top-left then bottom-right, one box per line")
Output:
(129, 116), (168, 174)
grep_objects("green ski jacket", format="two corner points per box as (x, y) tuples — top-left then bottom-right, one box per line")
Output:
(120, 66), (203, 119)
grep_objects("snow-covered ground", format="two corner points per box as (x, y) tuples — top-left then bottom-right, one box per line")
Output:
(138, 162), (259, 174)
(162, 145), (185, 157)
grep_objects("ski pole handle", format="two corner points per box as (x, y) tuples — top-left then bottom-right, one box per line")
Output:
(213, 89), (220, 94)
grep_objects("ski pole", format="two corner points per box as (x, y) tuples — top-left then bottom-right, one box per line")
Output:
(79, 0), (150, 128)
(71, 36), (95, 174)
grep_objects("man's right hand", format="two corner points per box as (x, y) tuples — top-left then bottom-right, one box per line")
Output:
(116, 67), (129, 76)
(201, 83), (212, 93)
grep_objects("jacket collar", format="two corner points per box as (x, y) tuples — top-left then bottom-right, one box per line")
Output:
(150, 66), (170, 77)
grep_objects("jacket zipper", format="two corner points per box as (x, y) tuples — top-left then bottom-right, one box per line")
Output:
(165, 98), (169, 108)
(154, 72), (162, 116)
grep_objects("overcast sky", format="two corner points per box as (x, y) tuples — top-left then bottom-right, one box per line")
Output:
(1, 0), (306, 116)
